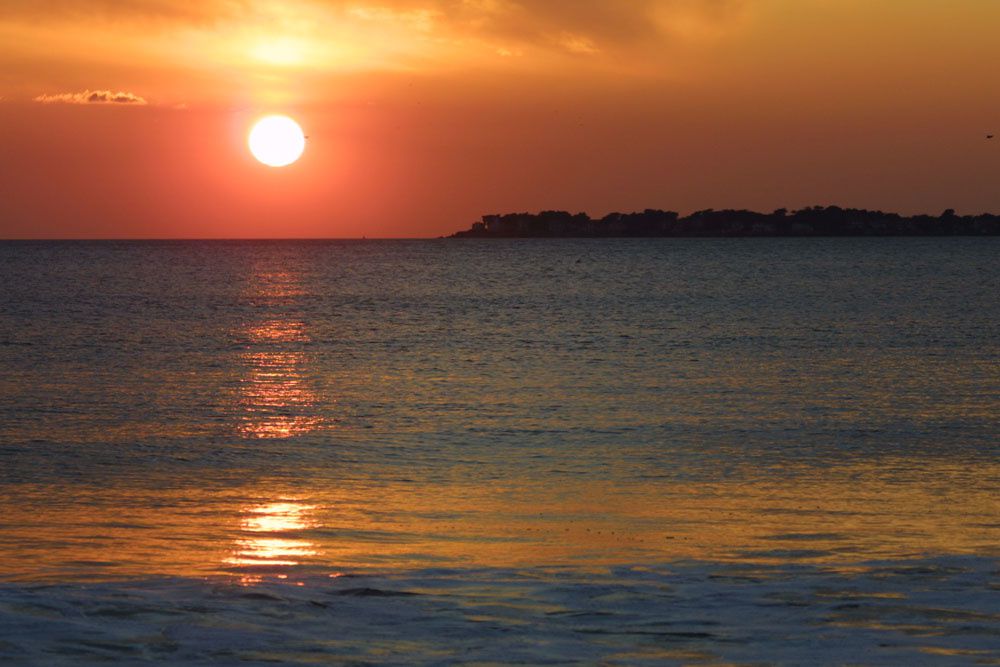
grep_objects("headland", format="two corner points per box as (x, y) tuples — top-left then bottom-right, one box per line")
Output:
(450, 207), (1000, 237)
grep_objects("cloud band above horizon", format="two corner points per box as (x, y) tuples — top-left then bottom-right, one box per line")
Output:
(34, 90), (148, 105)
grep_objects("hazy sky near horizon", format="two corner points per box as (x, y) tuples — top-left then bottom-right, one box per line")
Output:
(2, 0), (999, 238)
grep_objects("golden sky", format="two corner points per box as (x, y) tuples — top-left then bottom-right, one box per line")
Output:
(1, 0), (999, 237)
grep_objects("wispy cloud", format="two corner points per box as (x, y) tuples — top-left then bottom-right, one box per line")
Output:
(339, 0), (747, 57)
(33, 90), (148, 105)
(2, 1), (748, 60)
(0, 0), (241, 24)
(1, 0), (751, 104)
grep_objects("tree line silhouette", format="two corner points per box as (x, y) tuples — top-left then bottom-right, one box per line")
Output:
(449, 207), (1000, 237)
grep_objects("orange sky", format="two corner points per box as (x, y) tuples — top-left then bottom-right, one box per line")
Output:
(2, 0), (999, 238)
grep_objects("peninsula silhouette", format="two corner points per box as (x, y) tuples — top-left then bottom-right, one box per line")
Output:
(450, 207), (1000, 238)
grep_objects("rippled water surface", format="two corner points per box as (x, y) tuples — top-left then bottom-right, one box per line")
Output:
(0, 239), (998, 664)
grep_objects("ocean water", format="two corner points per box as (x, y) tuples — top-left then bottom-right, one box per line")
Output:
(0, 238), (997, 664)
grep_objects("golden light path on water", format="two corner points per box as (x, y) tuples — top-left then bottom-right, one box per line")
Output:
(237, 349), (323, 439)
(237, 269), (324, 440)
(226, 502), (319, 585)
(0, 460), (997, 584)
(227, 265), (322, 582)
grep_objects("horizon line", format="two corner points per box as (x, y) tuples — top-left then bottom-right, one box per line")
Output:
(0, 237), (440, 242)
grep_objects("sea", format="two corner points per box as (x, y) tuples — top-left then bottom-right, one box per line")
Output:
(0, 238), (997, 665)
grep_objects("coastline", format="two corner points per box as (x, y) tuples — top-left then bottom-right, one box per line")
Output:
(450, 207), (1000, 238)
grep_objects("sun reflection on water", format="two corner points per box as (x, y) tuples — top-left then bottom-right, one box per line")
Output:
(226, 501), (319, 580)
(226, 268), (326, 580)
(235, 270), (324, 439)
(251, 269), (306, 299)
(237, 350), (324, 438)
(244, 319), (309, 343)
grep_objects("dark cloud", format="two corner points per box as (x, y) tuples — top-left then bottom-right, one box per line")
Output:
(34, 90), (148, 105)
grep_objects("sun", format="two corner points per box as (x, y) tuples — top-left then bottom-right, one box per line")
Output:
(248, 115), (305, 167)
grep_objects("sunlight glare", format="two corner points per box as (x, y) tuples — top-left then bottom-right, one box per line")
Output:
(248, 115), (306, 167)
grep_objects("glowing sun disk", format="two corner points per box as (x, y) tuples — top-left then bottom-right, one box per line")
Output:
(248, 115), (305, 167)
